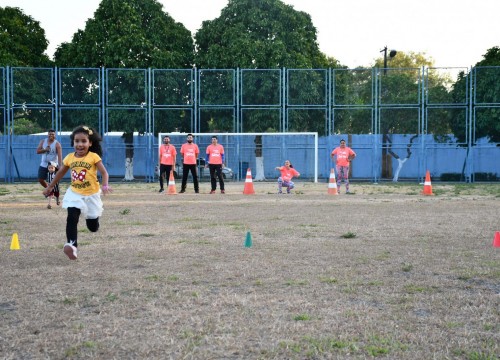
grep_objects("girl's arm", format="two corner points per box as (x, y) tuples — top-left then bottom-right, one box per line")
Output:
(96, 160), (112, 194)
(43, 165), (69, 196)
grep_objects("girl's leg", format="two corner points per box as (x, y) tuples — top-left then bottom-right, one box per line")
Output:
(66, 207), (80, 246)
(86, 218), (100, 232)
(287, 181), (295, 193)
(277, 177), (283, 193)
(65, 207), (80, 260)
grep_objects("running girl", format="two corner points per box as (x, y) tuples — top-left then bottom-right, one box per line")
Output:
(43, 125), (112, 260)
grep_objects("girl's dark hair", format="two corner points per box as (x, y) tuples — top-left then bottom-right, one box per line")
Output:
(70, 125), (103, 156)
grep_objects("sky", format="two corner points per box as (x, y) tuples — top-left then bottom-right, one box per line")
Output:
(2, 0), (499, 69)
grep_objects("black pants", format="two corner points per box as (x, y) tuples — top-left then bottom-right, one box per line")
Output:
(159, 164), (173, 190)
(66, 207), (99, 247)
(181, 164), (199, 191)
(209, 164), (224, 191)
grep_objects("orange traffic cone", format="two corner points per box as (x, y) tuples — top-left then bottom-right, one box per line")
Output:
(493, 231), (500, 248)
(243, 168), (255, 195)
(328, 168), (338, 195)
(421, 170), (434, 196)
(167, 170), (177, 195)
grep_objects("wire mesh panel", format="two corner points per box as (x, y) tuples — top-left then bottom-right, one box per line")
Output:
(106, 68), (147, 106)
(198, 69), (235, 106)
(379, 68), (421, 106)
(241, 69), (281, 106)
(12, 68), (54, 106)
(59, 68), (101, 106)
(333, 68), (373, 107)
(152, 69), (193, 106)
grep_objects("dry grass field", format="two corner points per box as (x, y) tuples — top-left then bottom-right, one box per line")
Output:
(0, 181), (499, 359)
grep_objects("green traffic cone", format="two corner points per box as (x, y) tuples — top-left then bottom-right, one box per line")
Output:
(245, 231), (252, 248)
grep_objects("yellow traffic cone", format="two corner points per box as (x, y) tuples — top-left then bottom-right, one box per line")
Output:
(10, 233), (20, 250)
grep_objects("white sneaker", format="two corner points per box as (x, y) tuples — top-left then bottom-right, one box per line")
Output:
(63, 242), (78, 260)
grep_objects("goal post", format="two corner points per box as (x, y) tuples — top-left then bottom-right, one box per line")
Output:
(157, 132), (318, 182)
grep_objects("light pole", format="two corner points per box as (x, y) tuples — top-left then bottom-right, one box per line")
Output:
(380, 46), (397, 74)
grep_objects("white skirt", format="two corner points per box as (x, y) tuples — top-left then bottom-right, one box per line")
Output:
(62, 187), (103, 219)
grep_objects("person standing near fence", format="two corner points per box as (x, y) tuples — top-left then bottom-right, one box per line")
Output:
(206, 135), (225, 194)
(158, 135), (177, 193)
(180, 134), (200, 193)
(43, 125), (112, 260)
(37, 129), (62, 189)
(331, 139), (356, 194)
(275, 160), (300, 194)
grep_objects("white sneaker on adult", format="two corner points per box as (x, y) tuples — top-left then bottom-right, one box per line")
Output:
(63, 242), (78, 260)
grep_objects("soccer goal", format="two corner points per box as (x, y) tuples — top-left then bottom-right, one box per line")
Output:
(157, 132), (318, 182)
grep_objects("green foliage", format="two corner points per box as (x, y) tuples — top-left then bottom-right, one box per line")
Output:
(450, 47), (500, 143)
(54, 0), (193, 68)
(341, 232), (356, 239)
(11, 118), (44, 135)
(194, 0), (341, 133)
(53, 0), (195, 136)
(195, 0), (333, 69)
(0, 7), (52, 66)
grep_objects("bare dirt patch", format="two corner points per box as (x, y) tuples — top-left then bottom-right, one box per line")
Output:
(1, 182), (499, 359)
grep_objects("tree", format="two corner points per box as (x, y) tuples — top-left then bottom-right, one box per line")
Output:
(334, 52), (452, 181)
(195, 0), (329, 70)
(194, 0), (340, 179)
(54, 0), (193, 69)
(0, 7), (52, 67)
(54, 0), (194, 179)
(373, 52), (454, 180)
(450, 46), (500, 144)
(0, 7), (53, 135)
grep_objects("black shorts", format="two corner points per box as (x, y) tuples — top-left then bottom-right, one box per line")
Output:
(38, 165), (49, 180)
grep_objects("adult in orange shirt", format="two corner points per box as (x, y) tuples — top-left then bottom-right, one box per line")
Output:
(158, 136), (177, 193)
(331, 139), (356, 194)
(205, 135), (225, 194)
(275, 160), (300, 194)
(180, 133), (200, 193)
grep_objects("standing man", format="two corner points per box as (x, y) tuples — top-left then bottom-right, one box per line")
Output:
(158, 135), (177, 193)
(331, 139), (356, 194)
(180, 133), (199, 193)
(205, 135), (225, 194)
(37, 129), (63, 188)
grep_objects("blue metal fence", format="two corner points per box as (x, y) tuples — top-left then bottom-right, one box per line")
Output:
(1, 66), (499, 183)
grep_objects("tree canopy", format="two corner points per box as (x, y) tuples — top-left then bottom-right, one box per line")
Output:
(54, 0), (194, 68)
(450, 46), (500, 144)
(0, 7), (51, 67)
(194, 0), (335, 69)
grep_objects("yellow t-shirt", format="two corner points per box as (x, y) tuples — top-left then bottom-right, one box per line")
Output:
(64, 151), (102, 195)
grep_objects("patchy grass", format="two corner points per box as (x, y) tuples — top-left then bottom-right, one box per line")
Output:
(0, 182), (499, 359)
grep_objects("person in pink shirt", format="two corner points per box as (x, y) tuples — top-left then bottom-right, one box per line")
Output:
(275, 160), (300, 194)
(180, 133), (200, 193)
(331, 139), (356, 194)
(205, 135), (225, 194)
(158, 136), (177, 193)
